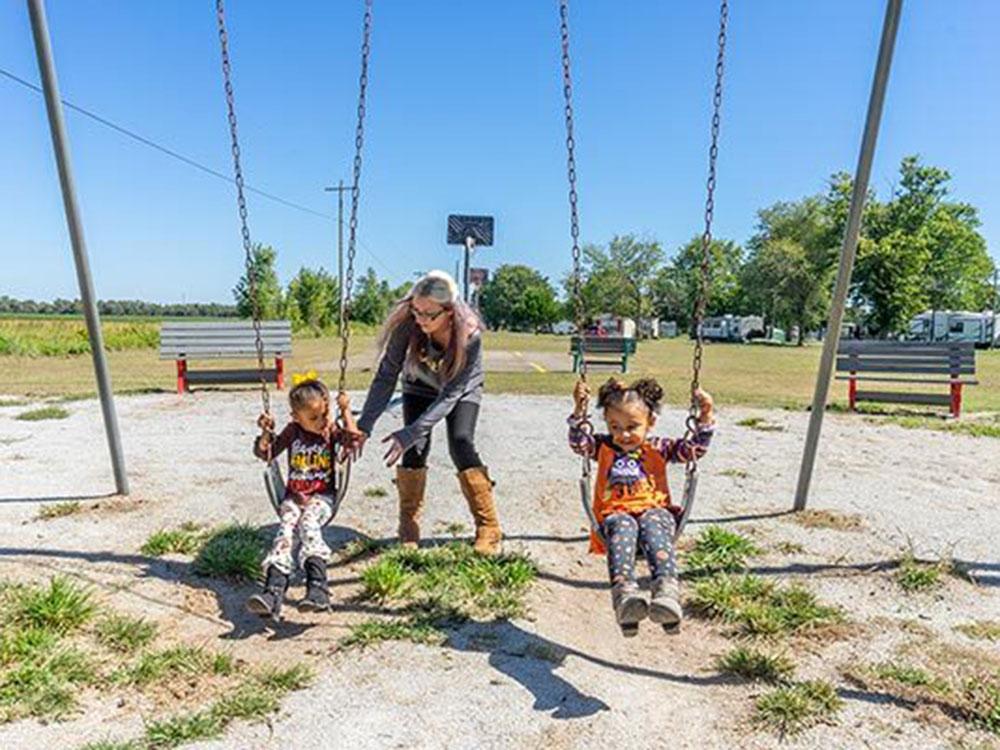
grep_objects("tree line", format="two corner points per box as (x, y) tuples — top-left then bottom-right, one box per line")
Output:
(478, 156), (997, 342)
(0, 296), (237, 318)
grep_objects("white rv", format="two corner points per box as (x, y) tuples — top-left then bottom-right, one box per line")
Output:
(908, 310), (999, 348)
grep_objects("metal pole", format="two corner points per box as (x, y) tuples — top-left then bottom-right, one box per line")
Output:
(463, 236), (475, 303)
(794, 0), (902, 511)
(27, 0), (129, 495)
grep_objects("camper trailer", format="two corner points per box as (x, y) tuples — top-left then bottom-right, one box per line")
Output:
(698, 314), (765, 343)
(908, 310), (999, 348)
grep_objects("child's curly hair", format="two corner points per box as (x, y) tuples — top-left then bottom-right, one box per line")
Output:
(597, 377), (664, 416)
(289, 378), (330, 413)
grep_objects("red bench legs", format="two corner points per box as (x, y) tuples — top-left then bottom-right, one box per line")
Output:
(950, 381), (962, 419)
(176, 360), (188, 394)
(848, 373), (857, 412)
(276, 357), (285, 390)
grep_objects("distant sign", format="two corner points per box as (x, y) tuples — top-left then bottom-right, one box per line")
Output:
(447, 215), (494, 246)
(469, 267), (490, 287)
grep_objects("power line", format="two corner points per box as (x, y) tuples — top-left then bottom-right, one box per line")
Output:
(1, 66), (331, 220)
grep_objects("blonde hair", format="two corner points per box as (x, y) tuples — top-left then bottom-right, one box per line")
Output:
(377, 270), (483, 382)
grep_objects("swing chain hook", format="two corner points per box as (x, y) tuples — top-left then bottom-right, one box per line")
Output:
(215, 0), (269, 417)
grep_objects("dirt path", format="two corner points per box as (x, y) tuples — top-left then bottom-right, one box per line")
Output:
(1, 393), (998, 749)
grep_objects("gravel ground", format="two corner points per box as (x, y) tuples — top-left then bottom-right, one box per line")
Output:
(1, 391), (998, 749)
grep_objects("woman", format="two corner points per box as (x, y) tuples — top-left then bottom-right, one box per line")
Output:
(353, 270), (502, 555)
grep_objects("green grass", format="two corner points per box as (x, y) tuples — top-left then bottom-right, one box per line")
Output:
(956, 621), (1000, 642)
(144, 709), (224, 748)
(718, 468), (749, 479)
(37, 500), (82, 520)
(871, 662), (951, 696)
(736, 416), (785, 432)
(689, 573), (844, 637)
(5, 327), (997, 412)
(363, 485), (389, 498)
(684, 525), (761, 577)
(95, 613), (158, 654)
(140, 523), (207, 556)
(0, 318), (159, 357)
(964, 675), (1000, 734)
(788, 509), (863, 531)
(0, 643), (96, 722)
(877, 414), (1000, 439)
(895, 550), (953, 593)
(115, 645), (227, 687)
(773, 541), (806, 555)
(12, 576), (97, 634)
(717, 646), (794, 683)
(16, 405), (69, 421)
(754, 680), (843, 736)
(344, 543), (538, 650)
(80, 741), (143, 750)
(191, 524), (268, 581)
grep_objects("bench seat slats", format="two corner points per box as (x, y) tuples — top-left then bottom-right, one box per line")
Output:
(835, 362), (975, 375)
(855, 391), (953, 407)
(836, 375), (978, 385)
(185, 369), (280, 385)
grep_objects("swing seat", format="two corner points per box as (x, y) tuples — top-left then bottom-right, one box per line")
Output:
(264, 455), (352, 527)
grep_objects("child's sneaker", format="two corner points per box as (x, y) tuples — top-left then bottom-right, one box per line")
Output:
(611, 581), (648, 637)
(246, 565), (289, 621)
(299, 556), (331, 612)
(649, 575), (682, 633)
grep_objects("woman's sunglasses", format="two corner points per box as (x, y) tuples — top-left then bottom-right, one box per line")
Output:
(411, 305), (448, 321)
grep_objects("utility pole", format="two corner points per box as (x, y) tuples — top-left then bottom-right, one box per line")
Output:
(27, 0), (129, 495)
(324, 181), (349, 334)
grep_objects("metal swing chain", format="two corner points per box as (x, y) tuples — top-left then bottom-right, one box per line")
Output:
(338, 0), (373, 397)
(686, 0), (729, 453)
(215, 0), (270, 420)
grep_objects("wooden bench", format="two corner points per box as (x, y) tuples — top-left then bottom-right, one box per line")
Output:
(570, 336), (637, 374)
(835, 340), (977, 418)
(160, 321), (292, 394)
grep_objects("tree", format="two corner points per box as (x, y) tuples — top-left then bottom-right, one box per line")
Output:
(672, 237), (744, 324)
(233, 244), (284, 319)
(479, 264), (560, 331)
(350, 267), (391, 326)
(286, 267), (338, 334)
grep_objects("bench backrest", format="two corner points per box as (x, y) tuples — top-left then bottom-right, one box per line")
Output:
(159, 320), (292, 360)
(570, 336), (637, 354)
(835, 340), (975, 378)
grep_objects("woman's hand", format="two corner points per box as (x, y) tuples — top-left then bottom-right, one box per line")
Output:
(381, 434), (405, 467)
(694, 388), (715, 425)
(572, 380), (591, 418)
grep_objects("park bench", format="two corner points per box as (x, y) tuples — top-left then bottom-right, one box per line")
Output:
(835, 340), (977, 418)
(570, 336), (637, 374)
(159, 321), (292, 394)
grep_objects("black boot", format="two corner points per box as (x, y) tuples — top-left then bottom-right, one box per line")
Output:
(246, 565), (289, 621)
(299, 556), (331, 612)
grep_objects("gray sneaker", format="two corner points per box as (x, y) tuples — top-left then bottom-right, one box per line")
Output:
(611, 581), (648, 637)
(649, 576), (682, 633)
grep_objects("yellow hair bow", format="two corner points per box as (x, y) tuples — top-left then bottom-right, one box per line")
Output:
(291, 369), (319, 386)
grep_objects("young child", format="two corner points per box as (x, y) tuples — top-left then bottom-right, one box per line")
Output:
(247, 373), (356, 620)
(568, 377), (715, 636)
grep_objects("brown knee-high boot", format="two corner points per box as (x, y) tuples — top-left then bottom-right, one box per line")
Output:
(395, 466), (427, 548)
(457, 466), (502, 556)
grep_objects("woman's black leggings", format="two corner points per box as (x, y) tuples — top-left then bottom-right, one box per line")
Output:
(400, 393), (483, 471)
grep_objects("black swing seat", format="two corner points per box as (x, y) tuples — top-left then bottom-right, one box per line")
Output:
(264, 455), (352, 527)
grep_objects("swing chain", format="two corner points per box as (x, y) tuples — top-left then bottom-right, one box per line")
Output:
(687, 0), (728, 438)
(339, 0), (373, 396)
(560, 0), (587, 386)
(215, 0), (269, 417)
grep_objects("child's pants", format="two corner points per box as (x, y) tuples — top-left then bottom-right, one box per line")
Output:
(263, 493), (333, 575)
(603, 507), (677, 585)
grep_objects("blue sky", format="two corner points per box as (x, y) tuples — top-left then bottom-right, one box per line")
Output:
(2, 1), (998, 304)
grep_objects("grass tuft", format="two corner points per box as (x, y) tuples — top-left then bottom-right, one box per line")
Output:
(37, 501), (82, 520)
(191, 524), (268, 581)
(789, 509), (863, 531)
(955, 621), (1000, 642)
(362, 485), (389, 498)
(140, 522), (206, 557)
(736, 416), (785, 432)
(144, 709), (224, 748)
(95, 613), (158, 654)
(15, 405), (69, 421)
(684, 525), (761, 577)
(717, 646), (794, 683)
(964, 675), (1000, 734)
(754, 680), (843, 736)
(116, 645), (216, 687)
(12, 576), (96, 634)
(895, 550), (949, 593)
(689, 573), (843, 636)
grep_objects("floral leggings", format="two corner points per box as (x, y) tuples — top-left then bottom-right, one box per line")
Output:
(262, 494), (333, 575)
(602, 507), (678, 585)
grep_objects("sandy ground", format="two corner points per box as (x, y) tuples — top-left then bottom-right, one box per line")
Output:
(1, 391), (999, 749)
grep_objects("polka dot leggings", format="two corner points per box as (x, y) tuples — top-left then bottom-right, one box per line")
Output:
(602, 507), (677, 585)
